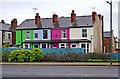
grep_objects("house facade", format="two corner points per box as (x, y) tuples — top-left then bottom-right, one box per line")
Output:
(0, 19), (17, 48)
(16, 29), (51, 48)
(16, 10), (103, 53)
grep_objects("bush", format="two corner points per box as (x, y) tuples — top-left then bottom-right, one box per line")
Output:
(39, 52), (84, 62)
(8, 48), (43, 62)
(2, 43), (9, 48)
(88, 53), (110, 60)
(2, 51), (10, 62)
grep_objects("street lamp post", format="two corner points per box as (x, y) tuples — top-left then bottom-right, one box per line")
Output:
(106, 1), (112, 65)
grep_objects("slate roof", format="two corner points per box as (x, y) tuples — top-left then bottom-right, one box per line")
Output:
(0, 23), (11, 31)
(0, 23), (16, 32)
(16, 15), (93, 30)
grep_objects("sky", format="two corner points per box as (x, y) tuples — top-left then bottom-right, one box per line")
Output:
(0, 0), (119, 37)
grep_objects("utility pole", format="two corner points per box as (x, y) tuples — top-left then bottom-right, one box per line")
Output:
(106, 1), (112, 65)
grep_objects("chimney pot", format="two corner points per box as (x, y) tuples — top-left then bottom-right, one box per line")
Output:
(71, 10), (76, 22)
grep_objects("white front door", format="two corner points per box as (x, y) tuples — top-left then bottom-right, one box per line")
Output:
(80, 43), (89, 53)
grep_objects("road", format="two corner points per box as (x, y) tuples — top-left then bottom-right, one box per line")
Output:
(1, 65), (119, 78)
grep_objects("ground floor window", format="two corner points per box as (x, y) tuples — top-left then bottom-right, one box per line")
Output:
(71, 44), (77, 48)
(40, 43), (50, 48)
(53, 44), (57, 48)
(25, 44), (28, 48)
(59, 43), (67, 48)
(23, 43), (30, 48)
(34, 44), (39, 48)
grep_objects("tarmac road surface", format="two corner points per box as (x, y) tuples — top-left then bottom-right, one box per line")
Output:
(1, 65), (119, 78)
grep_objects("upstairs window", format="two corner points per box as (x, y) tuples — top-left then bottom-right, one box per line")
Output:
(82, 29), (87, 37)
(61, 30), (66, 39)
(26, 31), (30, 39)
(43, 30), (48, 39)
(3, 32), (5, 38)
(34, 33), (38, 38)
(8, 34), (11, 39)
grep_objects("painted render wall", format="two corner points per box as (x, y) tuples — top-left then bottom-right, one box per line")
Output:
(16, 30), (22, 45)
(16, 30), (34, 45)
(33, 29), (51, 40)
(52, 28), (70, 40)
(70, 27), (93, 40)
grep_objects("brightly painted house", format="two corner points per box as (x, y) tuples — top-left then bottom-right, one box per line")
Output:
(16, 10), (104, 53)
(16, 29), (51, 48)
(51, 28), (70, 48)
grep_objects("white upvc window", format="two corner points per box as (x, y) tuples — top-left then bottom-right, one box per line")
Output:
(71, 44), (77, 48)
(34, 33), (38, 38)
(82, 29), (87, 37)
(8, 33), (11, 39)
(40, 43), (49, 48)
(34, 44), (39, 48)
(23, 43), (30, 48)
(61, 30), (66, 39)
(26, 31), (30, 40)
(43, 30), (48, 39)
(59, 43), (67, 48)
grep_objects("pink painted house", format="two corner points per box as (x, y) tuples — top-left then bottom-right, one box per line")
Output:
(51, 28), (70, 48)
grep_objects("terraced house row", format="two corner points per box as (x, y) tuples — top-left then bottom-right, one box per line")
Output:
(15, 10), (104, 53)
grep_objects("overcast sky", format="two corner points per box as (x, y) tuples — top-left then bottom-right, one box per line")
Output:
(0, 0), (119, 37)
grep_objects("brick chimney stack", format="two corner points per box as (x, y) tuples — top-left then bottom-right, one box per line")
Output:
(35, 13), (40, 25)
(71, 10), (76, 22)
(92, 11), (97, 22)
(1, 20), (5, 23)
(53, 14), (58, 23)
(11, 19), (17, 29)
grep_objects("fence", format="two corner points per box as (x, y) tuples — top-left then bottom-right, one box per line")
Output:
(0, 48), (84, 55)
(0, 48), (120, 60)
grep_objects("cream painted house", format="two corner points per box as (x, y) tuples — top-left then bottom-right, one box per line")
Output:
(70, 12), (103, 53)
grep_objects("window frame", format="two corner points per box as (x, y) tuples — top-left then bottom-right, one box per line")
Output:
(34, 44), (39, 48)
(59, 43), (67, 48)
(81, 43), (86, 53)
(41, 43), (49, 48)
(43, 30), (48, 39)
(8, 33), (11, 39)
(26, 31), (30, 40)
(71, 44), (77, 48)
(34, 33), (39, 38)
(61, 30), (67, 39)
(82, 29), (87, 37)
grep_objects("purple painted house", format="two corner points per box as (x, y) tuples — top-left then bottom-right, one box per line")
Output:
(51, 28), (70, 48)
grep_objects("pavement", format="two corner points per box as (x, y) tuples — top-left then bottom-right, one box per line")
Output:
(0, 62), (120, 66)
